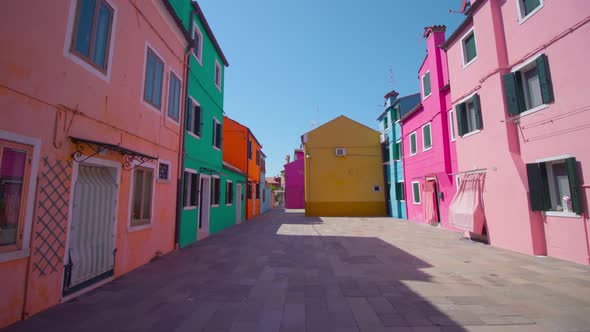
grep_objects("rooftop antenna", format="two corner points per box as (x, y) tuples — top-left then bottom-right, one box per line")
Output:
(449, 0), (470, 14)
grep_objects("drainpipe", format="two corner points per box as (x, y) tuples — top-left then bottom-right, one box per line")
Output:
(245, 129), (250, 220)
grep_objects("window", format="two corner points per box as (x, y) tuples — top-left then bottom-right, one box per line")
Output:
(0, 140), (32, 252)
(131, 167), (153, 227)
(449, 109), (456, 141)
(372, 185), (381, 192)
(409, 132), (417, 156)
(213, 118), (222, 149)
(192, 22), (203, 64)
(256, 183), (260, 199)
(70, 0), (113, 71)
(143, 48), (164, 110)
(157, 161), (170, 182)
(214, 60), (222, 91)
(262, 187), (266, 202)
(247, 182), (252, 199)
(186, 100), (202, 137)
(167, 72), (181, 122)
(455, 94), (483, 137)
(393, 140), (402, 160)
(256, 150), (260, 166)
(518, 0), (543, 21)
(247, 140), (252, 160)
(527, 157), (582, 215)
(422, 72), (431, 98)
(183, 170), (198, 208)
(422, 123), (432, 151)
(461, 29), (477, 66)
(384, 116), (389, 130)
(211, 177), (220, 206)
(393, 106), (401, 123)
(226, 181), (234, 205)
(395, 181), (405, 202)
(503, 54), (554, 116)
(412, 181), (421, 204)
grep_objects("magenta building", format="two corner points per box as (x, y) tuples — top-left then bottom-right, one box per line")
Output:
(401, 26), (458, 230)
(444, 0), (590, 265)
(284, 149), (305, 209)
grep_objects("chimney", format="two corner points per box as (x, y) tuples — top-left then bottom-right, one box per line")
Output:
(423, 25), (446, 40)
(286, 155), (291, 164)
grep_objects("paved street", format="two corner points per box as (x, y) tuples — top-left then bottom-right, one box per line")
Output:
(4, 209), (590, 332)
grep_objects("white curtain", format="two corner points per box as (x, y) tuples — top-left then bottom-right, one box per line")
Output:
(449, 172), (486, 234)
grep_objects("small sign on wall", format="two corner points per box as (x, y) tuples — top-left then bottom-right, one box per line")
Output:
(158, 160), (171, 183)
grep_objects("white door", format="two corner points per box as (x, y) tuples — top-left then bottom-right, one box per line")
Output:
(198, 175), (211, 240)
(64, 165), (117, 295)
(236, 183), (242, 224)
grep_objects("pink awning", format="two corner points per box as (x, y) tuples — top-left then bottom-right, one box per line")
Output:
(449, 172), (486, 234)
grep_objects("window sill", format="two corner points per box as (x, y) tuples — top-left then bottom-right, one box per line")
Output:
(413, 201), (421, 205)
(410, 152), (417, 157)
(544, 211), (581, 219)
(518, 5), (544, 25)
(67, 51), (111, 82)
(0, 248), (30, 263)
(192, 53), (203, 67)
(463, 56), (478, 69)
(461, 130), (481, 138)
(423, 146), (432, 152)
(226, 203), (233, 207)
(211, 204), (219, 208)
(184, 206), (197, 211)
(512, 104), (550, 120)
(213, 146), (221, 151)
(422, 94), (432, 101)
(128, 223), (152, 233)
(142, 100), (163, 115)
(187, 131), (201, 140)
(166, 116), (180, 127)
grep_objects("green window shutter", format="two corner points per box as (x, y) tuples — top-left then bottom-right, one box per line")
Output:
(536, 54), (555, 104)
(464, 34), (477, 62)
(423, 73), (431, 96)
(472, 94), (483, 130)
(526, 163), (551, 211)
(455, 104), (466, 136)
(503, 73), (521, 116)
(566, 157), (583, 214)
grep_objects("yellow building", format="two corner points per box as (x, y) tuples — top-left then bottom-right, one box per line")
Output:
(302, 115), (386, 217)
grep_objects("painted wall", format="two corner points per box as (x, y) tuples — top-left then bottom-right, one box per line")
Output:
(284, 150), (305, 209)
(402, 27), (458, 230)
(304, 116), (386, 217)
(209, 167), (245, 235)
(260, 156), (271, 213)
(446, 0), (590, 264)
(0, 0), (185, 326)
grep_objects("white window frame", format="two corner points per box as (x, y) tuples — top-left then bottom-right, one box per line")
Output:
(192, 21), (204, 66)
(421, 71), (432, 100)
(449, 109), (456, 141)
(225, 180), (233, 206)
(166, 68), (182, 125)
(183, 168), (198, 210)
(422, 122), (432, 151)
(456, 92), (481, 138)
(63, 0), (118, 82)
(212, 117), (221, 151)
(409, 131), (418, 156)
(0, 131), (41, 263)
(456, 175), (461, 191)
(510, 53), (550, 118)
(157, 159), (171, 183)
(214, 59), (222, 92)
(187, 97), (201, 140)
(398, 180), (405, 202)
(411, 181), (421, 205)
(395, 139), (402, 161)
(516, 0), (544, 24)
(211, 175), (220, 207)
(128, 162), (156, 232)
(534, 154), (581, 219)
(140, 42), (166, 114)
(460, 27), (478, 68)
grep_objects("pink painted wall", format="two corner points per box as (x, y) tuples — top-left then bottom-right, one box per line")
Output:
(446, 0), (590, 264)
(284, 150), (305, 209)
(402, 27), (458, 230)
(0, 0), (186, 326)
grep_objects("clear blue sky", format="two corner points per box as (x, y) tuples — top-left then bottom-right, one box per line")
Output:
(199, 0), (465, 177)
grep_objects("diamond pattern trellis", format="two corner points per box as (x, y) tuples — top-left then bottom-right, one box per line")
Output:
(32, 157), (71, 277)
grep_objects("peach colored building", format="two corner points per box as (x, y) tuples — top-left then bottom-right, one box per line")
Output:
(0, 0), (189, 326)
(444, 0), (590, 264)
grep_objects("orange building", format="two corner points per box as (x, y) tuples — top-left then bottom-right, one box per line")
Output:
(223, 117), (262, 219)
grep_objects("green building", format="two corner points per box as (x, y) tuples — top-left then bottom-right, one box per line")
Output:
(167, 0), (245, 247)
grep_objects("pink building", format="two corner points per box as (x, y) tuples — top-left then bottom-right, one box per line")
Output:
(443, 0), (590, 265)
(0, 0), (189, 326)
(401, 26), (458, 230)
(284, 149), (305, 209)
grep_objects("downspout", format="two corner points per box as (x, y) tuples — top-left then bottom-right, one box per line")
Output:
(245, 129), (250, 220)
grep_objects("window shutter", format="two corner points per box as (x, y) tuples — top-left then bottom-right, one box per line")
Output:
(197, 106), (202, 136)
(455, 104), (466, 136)
(566, 157), (582, 214)
(503, 73), (521, 116)
(473, 94), (483, 130)
(526, 163), (551, 211)
(186, 102), (192, 131)
(536, 54), (554, 104)
(190, 173), (199, 206)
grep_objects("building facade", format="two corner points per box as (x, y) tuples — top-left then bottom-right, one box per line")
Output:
(260, 153), (272, 213)
(444, 0), (590, 264)
(0, 0), (188, 326)
(284, 149), (305, 209)
(303, 116), (386, 217)
(377, 92), (421, 219)
(401, 26), (458, 229)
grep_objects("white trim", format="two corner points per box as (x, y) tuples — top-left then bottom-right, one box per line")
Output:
(127, 161), (156, 231)
(187, 96), (201, 139)
(183, 168), (198, 210)
(422, 122), (432, 151)
(517, 0), (544, 25)
(456, 175), (461, 191)
(63, 0), (118, 83)
(514, 104), (550, 119)
(0, 131), (41, 263)
(545, 211), (581, 219)
(421, 71), (432, 100)
(140, 41), (166, 114)
(192, 21), (204, 66)
(461, 130), (481, 138)
(449, 109), (456, 142)
(411, 181), (421, 205)
(456, 91), (478, 105)
(157, 159), (172, 183)
(460, 27), (478, 68)
(214, 59), (222, 92)
(409, 131), (418, 156)
(212, 117), (221, 151)
(535, 154), (573, 164)
(165, 68), (182, 125)
(398, 180), (406, 203)
(511, 52), (543, 73)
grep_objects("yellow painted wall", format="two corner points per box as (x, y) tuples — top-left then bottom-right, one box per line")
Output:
(303, 116), (386, 217)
